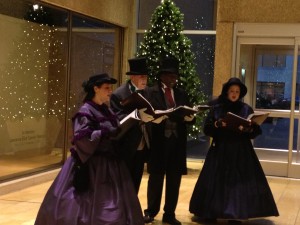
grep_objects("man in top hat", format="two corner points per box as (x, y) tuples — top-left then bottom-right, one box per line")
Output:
(143, 57), (195, 225)
(110, 57), (153, 193)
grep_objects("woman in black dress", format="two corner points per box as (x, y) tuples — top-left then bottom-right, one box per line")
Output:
(189, 77), (279, 224)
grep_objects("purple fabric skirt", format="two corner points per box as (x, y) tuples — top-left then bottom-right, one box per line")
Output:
(35, 155), (144, 225)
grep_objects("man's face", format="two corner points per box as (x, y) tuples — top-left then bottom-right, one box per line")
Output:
(130, 75), (148, 90)
(160, 73), (178, 88)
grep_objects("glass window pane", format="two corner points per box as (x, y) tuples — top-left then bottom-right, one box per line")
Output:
(138, 0), (216, 30)
(187, 34), (215, 98)
(255, 47), (295, 110)
(254, 117), (290, 150)
(68, 15), (120, 150)
(0, 1), (68, 180)
(254, 117), (300, 163)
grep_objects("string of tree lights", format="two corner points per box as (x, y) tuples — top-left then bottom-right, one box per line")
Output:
(0, 4), (70, 125)
(137, 0), (207, 139)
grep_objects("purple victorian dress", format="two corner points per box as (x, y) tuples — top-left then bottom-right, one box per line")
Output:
(34, 101), (144, 225)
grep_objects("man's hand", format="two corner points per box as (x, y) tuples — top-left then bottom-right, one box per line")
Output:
(184, 115), (194, 122)
(138, 108), (154, 122)
(152, 115), (168, 124)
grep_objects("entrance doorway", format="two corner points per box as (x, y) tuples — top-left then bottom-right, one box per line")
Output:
(234, 24), (300, 178)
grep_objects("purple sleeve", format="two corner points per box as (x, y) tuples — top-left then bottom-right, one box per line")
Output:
(72, 116), (106, 163)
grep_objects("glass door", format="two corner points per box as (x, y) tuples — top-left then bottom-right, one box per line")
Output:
(235, 36), (300, 178)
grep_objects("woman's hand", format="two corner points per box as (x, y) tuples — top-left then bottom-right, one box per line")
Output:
(214, 119), (226, 128)
(239, 125), (253, 133)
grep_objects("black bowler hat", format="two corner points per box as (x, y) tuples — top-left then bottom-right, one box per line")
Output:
(83, 73), (117, 93)
(221, 77), (247, 99)
(158, 57), (179, 75)
(87, 73), (117, 85)
(126, 57), (148, 75)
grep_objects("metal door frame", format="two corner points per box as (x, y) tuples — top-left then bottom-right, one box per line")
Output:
(233, 23), (300, 178)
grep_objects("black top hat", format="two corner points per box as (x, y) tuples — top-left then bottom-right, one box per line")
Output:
(126, 57), (148, 75)
(158, 57), (179, 75)
(221, 77), (247, 99)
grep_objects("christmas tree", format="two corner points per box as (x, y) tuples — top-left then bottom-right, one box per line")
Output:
(137, 0), (207, 139)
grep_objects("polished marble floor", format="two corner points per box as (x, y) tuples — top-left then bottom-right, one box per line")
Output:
(1, 162), (300, 225)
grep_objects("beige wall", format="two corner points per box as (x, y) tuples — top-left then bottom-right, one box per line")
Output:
(41, 0), (134, 27)
(41, 0), (137, 83)
(214, 0), (300, 97)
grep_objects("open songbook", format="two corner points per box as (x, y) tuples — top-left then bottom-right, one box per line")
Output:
(223, 111), (270, 130)
(120, 92), (210, 118)
(113, 109), (141, 140)
(247, 111), (270, 125)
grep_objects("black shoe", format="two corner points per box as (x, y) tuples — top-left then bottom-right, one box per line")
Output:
(144, 214), (154, 223)
(228, 220), (242, 224)
(162, 216), (182, 225)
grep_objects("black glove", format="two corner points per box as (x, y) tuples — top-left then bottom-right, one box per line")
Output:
(240, 124), (254, 133)
(73, 162), (89, 193)
(110, 127), (121, 137)
(215, 119), (223, 128)
(71, 150), (89, 193)
(102, 126), (121, 138)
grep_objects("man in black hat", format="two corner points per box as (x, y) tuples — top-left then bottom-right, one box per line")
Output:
(143, 57), (195, 225)
(110, 57), (153, 193)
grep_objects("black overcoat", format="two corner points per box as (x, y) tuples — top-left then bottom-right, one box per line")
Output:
(110, 82), (149, 162)
(146, 83), (193, 175)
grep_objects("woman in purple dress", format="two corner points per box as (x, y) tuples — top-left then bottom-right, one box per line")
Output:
(35, 73), (144, 225)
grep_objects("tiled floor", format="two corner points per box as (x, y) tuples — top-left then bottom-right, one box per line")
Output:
(1, 162), (300, 225)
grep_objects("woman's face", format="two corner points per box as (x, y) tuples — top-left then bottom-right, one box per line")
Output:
(227, 84), (240, 102)
(94, 83), (113, 104)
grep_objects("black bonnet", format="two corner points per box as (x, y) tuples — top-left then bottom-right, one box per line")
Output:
(221, 77), (247, 99)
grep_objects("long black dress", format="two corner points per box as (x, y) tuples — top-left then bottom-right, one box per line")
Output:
(189, 99), (279, 220)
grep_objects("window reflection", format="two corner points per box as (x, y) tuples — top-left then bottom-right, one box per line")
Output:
(255, 51), (296, 110)
(187, 35), (215, 97)
(0, 1), (68, 181)
(0, 1), (120, 181)
(67, 15), (119, 152)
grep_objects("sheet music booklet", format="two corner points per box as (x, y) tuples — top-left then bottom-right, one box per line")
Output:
(223, 111), (270, 130)
(113, 109), (140, 140)
(120, 92), (210, 118)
